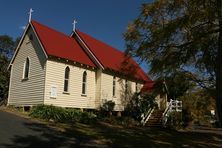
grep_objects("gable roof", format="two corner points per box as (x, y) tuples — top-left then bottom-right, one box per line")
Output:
(75, 30), (152, 82)
(31, 21), (96, 67)
(10, 20), (152, 84)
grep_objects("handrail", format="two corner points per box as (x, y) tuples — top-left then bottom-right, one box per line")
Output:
(163, 101), (171, 117)
(162, 99), (183, 126)
(162, 101), (171, 126)
(144, 108), (154, 125)
(141, 107), (154, 126)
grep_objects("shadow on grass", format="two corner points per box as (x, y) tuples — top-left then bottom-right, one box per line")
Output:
(2, 120), (222, 147)
(69, 122), (222, 147)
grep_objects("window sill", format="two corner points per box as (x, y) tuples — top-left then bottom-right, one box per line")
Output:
(81, 94), (87, 97)
(63, 92), (70, 95)
(112, 96), (116, 98)
(21, 78), (29, 82)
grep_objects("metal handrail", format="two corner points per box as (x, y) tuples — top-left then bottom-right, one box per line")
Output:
(162, 99), (183, 126)
(141, 107), (154, 126)
(144, 108), (154, 125)
(162, 101), (171, 126)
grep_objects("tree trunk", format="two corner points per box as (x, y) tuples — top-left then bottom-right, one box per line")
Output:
(216, 0), (222, 127)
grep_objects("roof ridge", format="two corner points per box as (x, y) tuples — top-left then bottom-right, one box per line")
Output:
(76, 30), (125, 55)
(30, 20), (151, 82)
(31, 20), (73, 40)
(74, 30), (105, 69)
(30, 20), (96, 67)
(75, 30), (152, 82)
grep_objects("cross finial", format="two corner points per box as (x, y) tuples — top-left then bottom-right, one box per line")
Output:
(28, 8), (34, 23)
(72, 19), (77, 31)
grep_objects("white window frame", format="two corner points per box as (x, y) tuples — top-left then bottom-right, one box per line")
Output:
(136, 82), (138, 92)
(125, 80), (128, 93)
(22, 57), (30, 80)
(113, 76), (116, 97)
(82, 71), (87, 96)
(63, 66), (70, 93)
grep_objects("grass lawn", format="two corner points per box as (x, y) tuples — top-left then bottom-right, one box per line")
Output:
(58, 122), (222, 147)
(2, 107), (222, 147)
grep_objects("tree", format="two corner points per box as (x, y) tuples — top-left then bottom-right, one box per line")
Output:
(0, 35), (15, 58)
(124, 0), (222, 126)
(0, 35), (16, 105)
(180, 89), (216, 126)
(154, 71), (194, 100)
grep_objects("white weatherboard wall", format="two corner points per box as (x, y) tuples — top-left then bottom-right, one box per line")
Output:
(95, 69), (102, 108)
(8, 28), (46, 106)
(100, 72), (143, 111)
(44, 60), (96, 108)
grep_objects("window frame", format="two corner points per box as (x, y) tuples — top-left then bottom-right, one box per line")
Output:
(63, 66), (70, 93)
(81, 71), (87, 96)
(136, 82), (138, 92)
(125, 80), (128, 94)
(22, 57), (30, 80)
(113, 76), (116, 97)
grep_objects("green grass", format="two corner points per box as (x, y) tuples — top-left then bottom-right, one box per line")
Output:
(3, 106), (222, 147)
(57, 121), (222, 147)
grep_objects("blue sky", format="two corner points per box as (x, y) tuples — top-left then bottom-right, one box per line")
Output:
(0, 0), (152, 71)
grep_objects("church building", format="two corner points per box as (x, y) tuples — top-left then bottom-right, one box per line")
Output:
(7, 19), (154, 111)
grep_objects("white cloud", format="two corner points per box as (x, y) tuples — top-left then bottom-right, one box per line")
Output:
(19, 26), (26, 30)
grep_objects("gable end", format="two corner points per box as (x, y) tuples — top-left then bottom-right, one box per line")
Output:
(8, 22), (48, 70)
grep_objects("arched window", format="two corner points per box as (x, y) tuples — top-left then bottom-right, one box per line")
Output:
(135, 82), (138, 92)
(82, 71), (87, 95)
(113, 76), (116, 97)
(23, 57), (30, 79)
(125, 80), (128, 94)
(64, 66), (70, 92)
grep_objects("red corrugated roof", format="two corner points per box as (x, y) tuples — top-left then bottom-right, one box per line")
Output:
(75, 30), (152, 82)
(141, 81), (155, 92)
(31, 21), (96, 67)
(30, 20), (153, 85)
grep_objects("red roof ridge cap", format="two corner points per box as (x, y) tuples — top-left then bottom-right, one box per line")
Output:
(30, 20), (96, 67)
(74, 30), (105, 69)
(76, 30), (125, 55)
(31, 20), (73, 40)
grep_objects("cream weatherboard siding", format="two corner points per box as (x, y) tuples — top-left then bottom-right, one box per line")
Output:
(44, 60), (96, 109)
(95, 69), (102, 108)
(100, 72), (143, 111)
(8, 25), (146, 110)
(8, 28), (47, 106)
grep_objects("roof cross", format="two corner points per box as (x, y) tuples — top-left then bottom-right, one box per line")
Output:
(28, 8), (34, 23)
(72, 19), (77, 31)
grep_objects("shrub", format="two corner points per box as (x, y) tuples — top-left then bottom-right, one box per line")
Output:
(29, 105), (66, 122)
(101, 100), (115, 112)
(166, 111), (184, 129)
(80, 111), (97, 124)
(125, 92), (157, 121)
(98, 100), (115, 117)
(66, 108), (82, 122)
(29, 104), (97, 123)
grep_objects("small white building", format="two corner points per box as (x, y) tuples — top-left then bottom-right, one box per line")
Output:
(7, 20), (154, 111)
